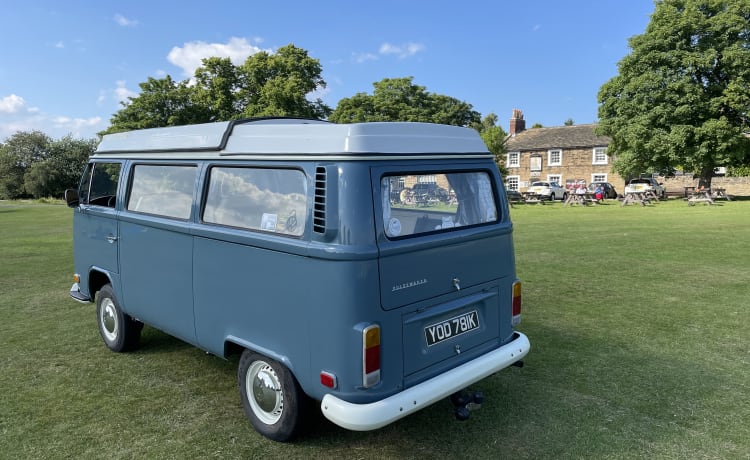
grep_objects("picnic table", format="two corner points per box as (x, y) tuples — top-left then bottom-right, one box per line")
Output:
(523, 192), (546, 205)
(621, 192), (652, 206)
(711, 188), (731, 201)
(688, 189), (714, 205)
(564, 191), (597, 206)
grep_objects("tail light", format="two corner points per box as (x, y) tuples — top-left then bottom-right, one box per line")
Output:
(512, 281), (522, 326)
(362, 324), (381, 388)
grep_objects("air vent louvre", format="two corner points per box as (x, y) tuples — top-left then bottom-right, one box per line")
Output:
(313, 167), (326, 233)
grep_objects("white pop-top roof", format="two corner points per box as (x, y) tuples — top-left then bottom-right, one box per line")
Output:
(95, 118), (490, 157)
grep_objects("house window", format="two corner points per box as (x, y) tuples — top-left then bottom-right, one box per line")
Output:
(548, 149), (562, 166)
(592, 174), (607, 183)
(593, 147), (608, 165)
(507, 152), (520, 168)
(547, 175), (562, 185)
(506, 175), (520, 191)
(530, 154), (542, 171)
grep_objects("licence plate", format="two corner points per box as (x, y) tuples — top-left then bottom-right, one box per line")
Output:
(424, 310), (480, 347)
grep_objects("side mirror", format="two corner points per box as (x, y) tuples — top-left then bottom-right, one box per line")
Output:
(64, 189), (80, 208)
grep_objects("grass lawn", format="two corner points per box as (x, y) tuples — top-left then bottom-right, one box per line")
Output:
(0, 199), (748, 459)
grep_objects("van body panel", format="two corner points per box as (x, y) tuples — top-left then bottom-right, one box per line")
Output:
(118, 215), (197, 343)
(73, 206), (120, 298)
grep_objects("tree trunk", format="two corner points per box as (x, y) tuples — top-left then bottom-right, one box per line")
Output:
(697, 167), (713, 190)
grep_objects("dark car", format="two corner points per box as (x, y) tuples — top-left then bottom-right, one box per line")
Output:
(587, 182), (618, 199)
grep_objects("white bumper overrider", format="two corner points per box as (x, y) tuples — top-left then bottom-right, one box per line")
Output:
(321, 331), (530, 431)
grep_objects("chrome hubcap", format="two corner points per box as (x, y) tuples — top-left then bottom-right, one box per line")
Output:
(100, 299), (118, 342)
(246, 361), (283, 424)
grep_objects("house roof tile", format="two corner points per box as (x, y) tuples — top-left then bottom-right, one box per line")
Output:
(505, 123), (611, 151)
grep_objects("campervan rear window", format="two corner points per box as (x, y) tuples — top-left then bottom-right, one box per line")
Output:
(203, 167), (307, 236)
(381, 172), (498, 238)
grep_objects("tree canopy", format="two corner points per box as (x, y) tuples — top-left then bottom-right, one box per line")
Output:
(328, 77), (481, 126)
(597, 0), (750, 186)
(104, 44), (331, 134)
(0, 131), (95, 199)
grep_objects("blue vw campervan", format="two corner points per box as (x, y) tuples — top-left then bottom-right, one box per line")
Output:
(66, 118), (529, 441)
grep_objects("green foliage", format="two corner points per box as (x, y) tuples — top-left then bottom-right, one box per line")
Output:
(104, 44), (331, 134)
(328, 77), (480, 126)
(0, 132), (95, 199)
(530, 122), (544, 129)
(597, 0), (750, 187)
(726, 164), (750, 176)
(564, 118), (574, 126)
(472, 113), (509, 176)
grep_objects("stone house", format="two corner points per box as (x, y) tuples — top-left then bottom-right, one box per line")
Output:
(503, 109), (625, 193)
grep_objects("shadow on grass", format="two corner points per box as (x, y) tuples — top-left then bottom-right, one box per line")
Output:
(290, 322), (742, 458)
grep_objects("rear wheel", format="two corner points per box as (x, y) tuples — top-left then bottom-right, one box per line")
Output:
(549, 193), (555, 201)
(238, 350), (305, 442)
(96, 284), (142, 352)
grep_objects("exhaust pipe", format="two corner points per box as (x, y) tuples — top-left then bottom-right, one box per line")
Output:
(450, 389), (484, 421)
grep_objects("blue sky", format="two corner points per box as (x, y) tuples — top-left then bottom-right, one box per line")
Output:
(0, 1), (655, 140)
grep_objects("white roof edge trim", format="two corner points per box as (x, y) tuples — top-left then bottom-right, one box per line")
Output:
(91, 153), (494, 162)
(95, 120), (490, 155)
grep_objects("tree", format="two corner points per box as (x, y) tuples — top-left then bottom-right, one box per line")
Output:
(597, 0), (750, 188)
(0, 131), (50, 199)
(104, 44), (330, 134)
(238, 45), (331, 119)
(104, 76), (200, 134)
(564, 118), (574, 126)
(531, 123), (544, 129)
(328, 77), (480, 126)
(472, 113), (509, 175)
(0, 132), (95, 199)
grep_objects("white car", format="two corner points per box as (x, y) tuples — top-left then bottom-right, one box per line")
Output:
(526, 181), (567, 201)
(624, 178), (665, 198)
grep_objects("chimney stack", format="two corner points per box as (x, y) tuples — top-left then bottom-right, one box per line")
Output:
(509, 109), (526, 136)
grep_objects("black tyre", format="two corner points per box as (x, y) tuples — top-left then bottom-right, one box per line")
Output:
(562, 192), (568, 201)
(96, 284), (142, 352)
(238, 350), (306, 442)
(549, 193), (555, 201)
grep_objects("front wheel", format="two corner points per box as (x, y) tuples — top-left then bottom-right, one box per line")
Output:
(96, 284), (142, 352)
(549, 193), (556, 201)
(238, 350), (306, 442)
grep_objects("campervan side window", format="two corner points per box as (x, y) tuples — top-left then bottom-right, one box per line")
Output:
(126, 164), (197, 219)
(80, 162), (121, 207)
(203, 167), (307, 237)
(382, 171), (498, 238)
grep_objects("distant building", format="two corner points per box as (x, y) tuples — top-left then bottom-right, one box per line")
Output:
(503, 109), (625, 192)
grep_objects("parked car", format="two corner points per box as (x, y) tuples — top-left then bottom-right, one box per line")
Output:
(624, 178), (665, 198)
(587, 182), (618, 199)
(526, 181), (567, 200)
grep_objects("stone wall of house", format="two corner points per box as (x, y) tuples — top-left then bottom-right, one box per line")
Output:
(510, 147), (626, 192)
(657, 175), (750, 197)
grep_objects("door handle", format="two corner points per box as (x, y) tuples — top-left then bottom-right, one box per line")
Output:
(106, 235), (119, 244)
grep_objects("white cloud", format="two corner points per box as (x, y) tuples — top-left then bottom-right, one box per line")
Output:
(114, 14), (139, 27)
(114, 81), (137, 105)
(379, 42), (425, 59)
(0, 94), (27, 113)
(353, 52), (378, 63)
(52, 116), (102, 130)
(55, 41), (65, 49)
(167, 37), (268, 77)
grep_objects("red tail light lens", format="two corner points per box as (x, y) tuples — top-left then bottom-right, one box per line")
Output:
(512, 281), (522, 325)
(363, 324), (381, 388)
